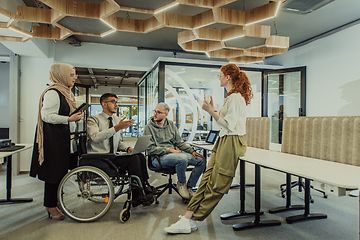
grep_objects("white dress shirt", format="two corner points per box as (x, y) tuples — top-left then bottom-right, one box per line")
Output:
(216, 93), (247, 137)
(86, 112), (128, 153)
(41, 89), (76, 152)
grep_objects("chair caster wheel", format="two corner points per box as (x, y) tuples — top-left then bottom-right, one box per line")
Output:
(323, 195), (328, 199)
(281, 194), (285, 198)
(310, 199), (314, 204)
(119, 209), (131, 223)
(155, 201), (159, 204)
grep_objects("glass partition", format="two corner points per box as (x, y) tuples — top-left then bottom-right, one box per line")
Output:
(138, 79), (146, 136)
(266, 68), (305, 149)
(164, 64), (221, 141)
(138, 60), (264, 141)
(138, 65), (159, 136)
(147, 66), (159, 121)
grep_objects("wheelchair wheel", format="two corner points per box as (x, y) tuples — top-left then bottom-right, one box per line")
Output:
(58, 166), (115, 222)
(119, 209), (131, 223)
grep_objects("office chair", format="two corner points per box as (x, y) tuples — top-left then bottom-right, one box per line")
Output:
(147, 154), (193, 204)
(280, 176), (328, 203)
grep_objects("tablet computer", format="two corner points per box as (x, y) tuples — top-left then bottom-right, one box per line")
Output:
(70, 103), (90, 116)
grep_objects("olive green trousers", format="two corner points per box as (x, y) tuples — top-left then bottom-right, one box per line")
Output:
(187, 135), (247, 221)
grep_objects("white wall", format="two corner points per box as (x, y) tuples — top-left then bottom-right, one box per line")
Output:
(0, 43), (11, 56)
(265, 24), (360, 117)
(0, 62), (9, 128)
(19, 56), (55, 171)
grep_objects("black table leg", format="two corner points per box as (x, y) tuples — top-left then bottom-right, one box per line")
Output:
(0, 155), (33, 205)
(220, 160), (261, 220)
(286, 178), (327, 223)
(233, 164), (281, 230)
(269, 173), (305, 213)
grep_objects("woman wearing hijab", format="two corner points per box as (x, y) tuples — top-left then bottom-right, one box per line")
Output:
(164, 63), (253, 234)
(30, 63), (83, 220)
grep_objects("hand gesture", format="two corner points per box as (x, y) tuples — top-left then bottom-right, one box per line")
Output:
(169, 149), (181, 153)
(115, 117), (135, 130)
(127, 147), (133, 153)
(202, 95), (215, 113)
(192, 151), (205, 159)
(68, 111), (83, 122)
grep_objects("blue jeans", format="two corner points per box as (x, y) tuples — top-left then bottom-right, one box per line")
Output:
(154, 152), (206, 188)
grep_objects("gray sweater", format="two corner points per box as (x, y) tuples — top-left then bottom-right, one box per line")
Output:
(144, 117), (194, 156)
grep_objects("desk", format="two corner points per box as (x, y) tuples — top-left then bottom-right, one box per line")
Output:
(194, 130), (209, 140)
(0, 144), (33, 205)
(188, 143), (259, 220)
(232, 147), (360, 230)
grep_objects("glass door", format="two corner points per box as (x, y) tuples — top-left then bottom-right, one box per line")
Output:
(264, 67), (306, 151)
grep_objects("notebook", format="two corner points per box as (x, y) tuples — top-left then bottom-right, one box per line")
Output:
(191, 130), (219, 145)
(115, 135), (151, 155)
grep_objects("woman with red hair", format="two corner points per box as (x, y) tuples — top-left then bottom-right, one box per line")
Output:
(164, 63), (253, 234)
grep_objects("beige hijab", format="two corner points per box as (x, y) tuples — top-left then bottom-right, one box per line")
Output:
(36, 63), (77, 165)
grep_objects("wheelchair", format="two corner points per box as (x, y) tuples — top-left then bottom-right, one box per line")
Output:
(57, 131), (147, 223)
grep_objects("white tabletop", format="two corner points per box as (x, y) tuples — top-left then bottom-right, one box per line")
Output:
(188, 142), (214, 151)
(187, 144), (360, 189)
(195, 130), (209, 134)
(243, 147), (360, 189)
(0, 144), (33, 159)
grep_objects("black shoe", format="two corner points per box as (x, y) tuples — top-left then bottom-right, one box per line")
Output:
(142, 194), (154, 206)
(132, 197), (142, 207)
(145, 186), (157, 195)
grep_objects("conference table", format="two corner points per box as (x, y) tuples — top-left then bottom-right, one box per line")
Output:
(188, 144), (360, 231)
(232, 147), (360, 230)
(0, 144), (33, 205)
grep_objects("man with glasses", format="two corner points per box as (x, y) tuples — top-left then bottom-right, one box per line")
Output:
(86, 93), (155, 207)
(144, 102), (206, 199)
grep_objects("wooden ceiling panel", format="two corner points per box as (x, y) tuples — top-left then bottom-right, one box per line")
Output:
(1, 0), (288, 63)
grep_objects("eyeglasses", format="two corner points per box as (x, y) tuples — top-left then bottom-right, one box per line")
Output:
(105, 99), (119, 104)
(153, 110), (165, 115)
(70, 74), (78, 78)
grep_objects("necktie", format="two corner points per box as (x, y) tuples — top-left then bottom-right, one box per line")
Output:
(108, 117), (114, 153)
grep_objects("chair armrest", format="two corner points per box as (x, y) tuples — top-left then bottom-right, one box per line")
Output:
(152, 154), (162, 168)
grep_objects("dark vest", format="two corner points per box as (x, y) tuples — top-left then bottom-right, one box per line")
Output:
(30, 89), (71, 184)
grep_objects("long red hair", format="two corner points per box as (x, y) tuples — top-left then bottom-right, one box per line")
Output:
(220, 63), (253, 105)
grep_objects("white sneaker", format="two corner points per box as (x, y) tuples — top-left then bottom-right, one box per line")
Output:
(177, 182), (190, 199)
(190, 219), (197, 231)
(164, 216), (191, 234)
(187, 187), (194, 198)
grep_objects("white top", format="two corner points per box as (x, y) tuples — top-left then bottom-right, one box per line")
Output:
(41, 90), (76, 152)
(216, 93), (247, 137)
(87, 112), (128, 153)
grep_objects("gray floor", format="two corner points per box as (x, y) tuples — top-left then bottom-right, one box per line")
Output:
(0, 143), (359, 240)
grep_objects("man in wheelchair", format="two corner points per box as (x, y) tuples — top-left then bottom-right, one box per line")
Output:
(86, 93), (155, 207)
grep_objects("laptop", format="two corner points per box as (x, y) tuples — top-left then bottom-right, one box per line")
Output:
(191, 130), (219, 145)
(115, 135), (152, 156)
